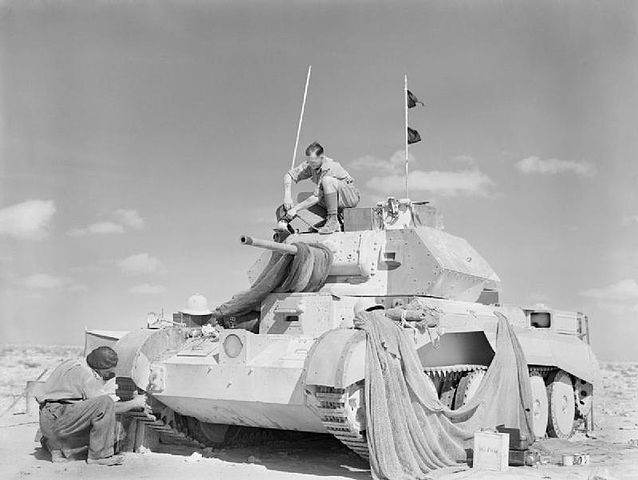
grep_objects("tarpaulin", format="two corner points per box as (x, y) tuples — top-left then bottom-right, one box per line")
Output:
(212, 242), (333, 323)
(356, 310), (534, 479)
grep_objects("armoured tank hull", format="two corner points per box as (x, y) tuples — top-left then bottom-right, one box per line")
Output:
(107, 199), (600, 454)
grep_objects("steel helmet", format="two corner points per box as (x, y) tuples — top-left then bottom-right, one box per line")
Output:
(180, 294), (213, 316)
(353, 297), (385, 315)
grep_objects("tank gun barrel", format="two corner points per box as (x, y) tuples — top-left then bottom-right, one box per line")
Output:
(240, 235), (298, 255)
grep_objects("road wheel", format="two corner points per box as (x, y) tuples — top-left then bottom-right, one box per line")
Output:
(547, 371), (575, 438)
(529, 373), (548, 439)
(454, 370), (486, 409)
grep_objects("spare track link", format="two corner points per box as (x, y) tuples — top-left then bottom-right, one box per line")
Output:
(116, 377), (205, 449)
(314, 386), (369, 460)
(312, 365), (491, 460)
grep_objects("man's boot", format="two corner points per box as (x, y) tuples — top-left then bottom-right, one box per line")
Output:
(51, 450), (70, 463)
(41, 437), (69, 463)
(318, 214), (340, 234)
(86, 454), (124, 466)
(318, 191), (340, 234)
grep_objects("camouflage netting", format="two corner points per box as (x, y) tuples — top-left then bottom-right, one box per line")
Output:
(356, 311), (534, 480)
(212, 242), (333, 324)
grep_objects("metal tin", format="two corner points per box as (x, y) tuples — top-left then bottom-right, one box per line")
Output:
(574, 454), (590, 465)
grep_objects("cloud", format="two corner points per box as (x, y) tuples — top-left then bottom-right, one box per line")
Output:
(581, 279), (638, 302)
(352, 150), (494, 197)
(622, 215), (638, 227)
(113, 209), (144, 230)
(67, 208), (145, 236)
(20, 273), (86, 292)
(367, 168), (494, 197)
(516, 156), (596, 177)
(530, 303), (550, 310)
(117, 253), (164, 275)
(350, 150), (414, 174)
(452, 155), (476, 166)
(129, 283), (166, 295)
(0, 200), (56, 240)
(67, 221), (124, 237)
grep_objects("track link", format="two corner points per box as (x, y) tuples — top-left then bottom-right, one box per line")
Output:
(313, 385), (369, 459)
(310, 365), (490, 460)
(116, 377), (205, 449)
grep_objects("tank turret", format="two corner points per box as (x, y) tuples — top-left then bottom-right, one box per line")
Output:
(246, 199), (501, 303)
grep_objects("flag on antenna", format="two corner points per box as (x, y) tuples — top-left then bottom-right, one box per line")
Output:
(407, 90), (424, 108)
(407, 127), (421, 145)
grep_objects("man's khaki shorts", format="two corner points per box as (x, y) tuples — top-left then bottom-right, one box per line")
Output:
(335, 180), (360, 209)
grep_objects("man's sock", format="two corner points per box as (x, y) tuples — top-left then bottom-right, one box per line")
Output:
(324, 192), (338, 217)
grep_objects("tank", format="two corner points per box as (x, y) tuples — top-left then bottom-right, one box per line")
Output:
(104, 197), (601, 454)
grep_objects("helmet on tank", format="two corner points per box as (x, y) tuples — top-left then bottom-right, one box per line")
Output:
(180, 294), (213, 316)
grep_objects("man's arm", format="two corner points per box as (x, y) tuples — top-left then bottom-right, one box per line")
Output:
(114, 393), (149, 415)
(286, 193), (320, 218)
(283, 173), (294, 210)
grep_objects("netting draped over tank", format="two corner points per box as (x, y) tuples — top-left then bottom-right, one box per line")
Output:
(212, 242), (333, 323)
(356, 310), (534, 480)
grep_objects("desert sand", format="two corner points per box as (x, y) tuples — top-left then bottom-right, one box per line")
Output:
(1, 345), (637, 480)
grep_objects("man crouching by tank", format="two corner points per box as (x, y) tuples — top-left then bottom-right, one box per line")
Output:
(35, 346), (148, 466)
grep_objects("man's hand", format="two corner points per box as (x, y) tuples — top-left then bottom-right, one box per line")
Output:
(285, 206), (297, 219)
(130, 392), (149, 411)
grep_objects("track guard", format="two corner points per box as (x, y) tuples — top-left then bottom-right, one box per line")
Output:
(304, 329), (366, 388)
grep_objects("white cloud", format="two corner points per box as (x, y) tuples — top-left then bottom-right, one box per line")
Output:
(67, 221), (124, 237)
(622, 215), (638, 227)
(67, 208), (145, 236)
(352, 151), (493, 197)
(129, 283), (166, 295)
(350, 150), (414, 174)
(453, 155), (476, 166)
(530, 303), (550, 310)
(21, 273), (86, 292)
(581, 279), (638, 302)
(516, 156), (596, 177)
(367, 168), (494, 197)
(117, 253), (164, 275)
(0, 200), (56, 240)
(22, 274), (69, 289)
(113, 209), (144, 230)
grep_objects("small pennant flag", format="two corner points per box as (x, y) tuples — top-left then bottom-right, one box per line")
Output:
(407, 90), (424, 109)
(407, 127), (421, 145)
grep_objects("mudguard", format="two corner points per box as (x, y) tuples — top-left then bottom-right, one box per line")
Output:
(305, 328), (366, 388)
(484, 325), (601, 389)
(114, 327), (187, 390)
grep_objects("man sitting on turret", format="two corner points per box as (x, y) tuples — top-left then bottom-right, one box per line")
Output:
(280, 142), (360, 234)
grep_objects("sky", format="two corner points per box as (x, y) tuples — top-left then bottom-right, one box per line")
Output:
(1, 0), (637, 360)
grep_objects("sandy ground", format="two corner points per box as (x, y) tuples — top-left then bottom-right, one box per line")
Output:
(1, 345), (637, 480)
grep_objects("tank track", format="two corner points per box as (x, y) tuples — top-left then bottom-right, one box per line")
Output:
(117, 377), (328, 451)
(310, 365), (489, 459)
(313, 385), (369, 459)
(311, 364), (591, 460)
(116, 377), (205, 449)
